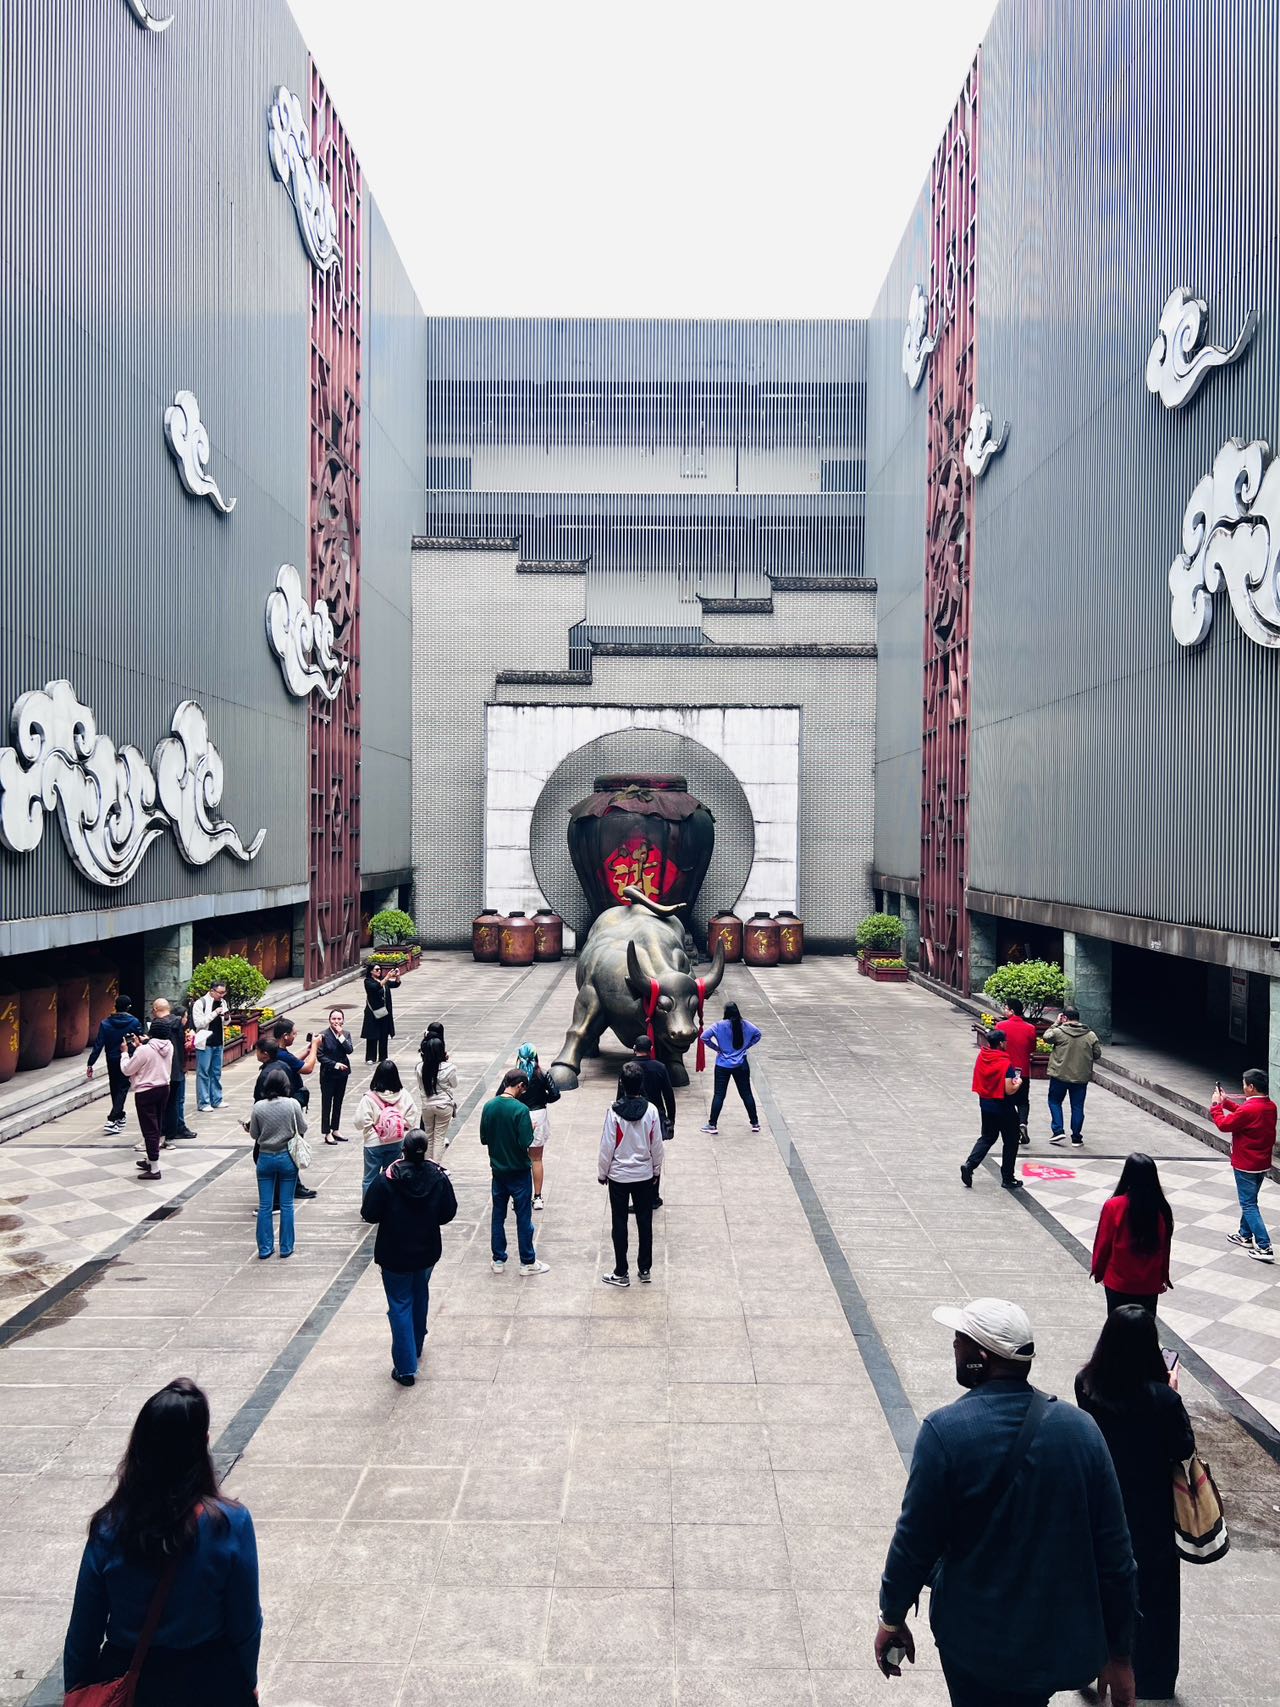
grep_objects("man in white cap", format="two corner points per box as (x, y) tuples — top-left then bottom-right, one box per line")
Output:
(874, 1297), (1137, 1707)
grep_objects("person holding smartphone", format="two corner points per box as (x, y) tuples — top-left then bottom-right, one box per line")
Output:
(1212, 1068), (1277, 1263)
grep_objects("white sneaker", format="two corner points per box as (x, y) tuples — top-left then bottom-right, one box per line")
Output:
(520, 1259), (550, 1275)
(491, 1259), (507, 1273)
(1249, 1244), (1276, 1264)
(532, 1194), (544, 1211)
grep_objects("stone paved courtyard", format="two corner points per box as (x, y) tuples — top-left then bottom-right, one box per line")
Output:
(2, 955), (1279, 1705)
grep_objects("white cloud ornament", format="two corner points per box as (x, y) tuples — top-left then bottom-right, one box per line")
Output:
(962, 404), (1009, 479)
(265, 564), (349, 701)
(1169, 439), (1280, 650)
(1146, 288), (1257, 410)
(902, 284), (936, 391)
(267, 85), (341, 275)
(164, 391), (236, 514)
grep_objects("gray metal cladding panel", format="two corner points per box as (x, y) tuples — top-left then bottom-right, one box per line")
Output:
(867, 179), (930, 881)
(972, 0), (1280, 937)
(0, 1), (312, 926)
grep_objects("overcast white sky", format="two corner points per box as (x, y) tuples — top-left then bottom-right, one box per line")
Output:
(287, 0), (1000, 318)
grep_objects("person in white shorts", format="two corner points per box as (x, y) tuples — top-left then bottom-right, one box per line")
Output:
(515, 1043), (560, 1210)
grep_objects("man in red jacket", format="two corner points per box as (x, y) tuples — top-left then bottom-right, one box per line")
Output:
(1211, 1068), (1277, 1264)
(961, 1029), (1024, 1192)
(1000, 998), (1038, 1145)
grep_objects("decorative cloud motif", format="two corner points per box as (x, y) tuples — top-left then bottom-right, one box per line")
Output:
(0, 681), (263, 888)
(265, 564), (349, 701)
(123, 0), (174, 30)
(1169, 438), (1280, 650)
(1146, 288), (1257, 410)
(962, 404), (1009, 479)
(902, 284), (936, 391)
(164, 391), (236, 514)
(267, 85), (341, 275)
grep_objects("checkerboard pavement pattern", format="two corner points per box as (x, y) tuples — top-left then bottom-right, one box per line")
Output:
(1021, 1153), (1280, 1431)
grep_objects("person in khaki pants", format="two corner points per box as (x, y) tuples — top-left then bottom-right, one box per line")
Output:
(415, 1031), (458, 1161)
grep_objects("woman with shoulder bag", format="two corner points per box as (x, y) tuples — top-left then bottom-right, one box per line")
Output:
(361, 963), (400, 1065)
(62, 1377), (260, 1706)
(249, 1068), (305, 1259)
(1076, 1304), (1195, 1701)
(515, 1042), (559, 1210)
(355, 1060), (420, 1194)
(318, 1007), (355, 1144)
(416, 1030), (458, 1162)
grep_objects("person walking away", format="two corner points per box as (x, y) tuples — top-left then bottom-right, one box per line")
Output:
(317, 1008), (354, 1144)
(62, 1377), (260, 1705)
(86, 994), (144, 1135)
(121, 1029), (173, 1181)
(361, 962), (400, 1065)
(481, 1068), (548, 1275)
(361, 1128), (458, 1385)
(619, 1036), (675, 1207)
(354, 1060), (419, 1194)
(1001, 997), (1037, 1144)
(249, 1067), (304, 1258)
(1076, 1304), (1195, 1702)
(699, 1001), (761, 1133)
(515, 1042), (560, 1209)
(147, 998), (192, 1146)
(1043, 1004), (1102, 1146)
(191, 981), (230, 1112)
(960, 1028), (1023, 1191)
(600, 1060), (665, 1288)
(875, 1297), (1137, 1707)
(1091, 1153), (1174, 1314)
(1212, 1067), (1277, 1264)
(416, 1030), (458, 1162)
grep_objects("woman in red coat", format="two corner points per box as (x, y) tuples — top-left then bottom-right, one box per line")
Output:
(1091, 1152), (1174, 1314)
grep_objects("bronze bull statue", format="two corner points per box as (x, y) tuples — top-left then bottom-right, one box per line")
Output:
(550, 886), (725, 1088)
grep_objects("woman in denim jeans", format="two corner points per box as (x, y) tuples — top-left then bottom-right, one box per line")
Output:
(249, 1069), (303, 1259)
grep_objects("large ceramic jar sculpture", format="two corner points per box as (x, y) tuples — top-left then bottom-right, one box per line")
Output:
(568, 775), (716, 927)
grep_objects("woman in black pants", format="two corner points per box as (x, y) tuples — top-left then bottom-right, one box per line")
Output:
(699, 1002), (763, 1134)
(361, 964), (400, 1064)
(317, 1007), (354, 1144)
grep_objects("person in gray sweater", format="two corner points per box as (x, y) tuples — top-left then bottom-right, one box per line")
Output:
(598, 1061), (665, 1288)
(249, 1068), (305, 1260)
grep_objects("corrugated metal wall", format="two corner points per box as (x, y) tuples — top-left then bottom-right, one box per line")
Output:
(0, 2), (310, 924)
(867, 182), (931, 883)
(973, 0), (1280, 938)
(361, 200), (425, 880)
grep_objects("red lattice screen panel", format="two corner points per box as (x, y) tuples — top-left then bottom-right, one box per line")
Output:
(306, 63), (362, 986)
(919, 58), (978, 991)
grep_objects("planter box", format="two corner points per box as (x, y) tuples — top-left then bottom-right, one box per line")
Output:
(1028, 1055), (1050, 1080)
(223, 1037), (246, 1065)
(867, 965), (910, 983)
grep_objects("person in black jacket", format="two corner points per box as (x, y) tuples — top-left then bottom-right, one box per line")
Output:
(361, 964), (400, 1065)
(361, 1129), (458, 1386)
(317, 1007), (355, 1144)
(619, 1037), (676, 1209)
(148, 998), (194, 1144)
(86, 996), (145, 1134)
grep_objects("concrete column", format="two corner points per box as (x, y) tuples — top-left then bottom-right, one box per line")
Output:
(966, 911), (998, 997)
(291, 904), (309, 981)
(1063, 930), (1113, 1044)
(901, 895), (920, 965)
(1269, 978), (1280, 1094)
(143, 924), (192, 1011)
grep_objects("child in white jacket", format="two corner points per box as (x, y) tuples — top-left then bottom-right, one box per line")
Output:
(598, 1060), (664, 1288)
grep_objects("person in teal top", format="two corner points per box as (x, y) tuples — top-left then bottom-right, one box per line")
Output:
(480, 1068), (549, 1274)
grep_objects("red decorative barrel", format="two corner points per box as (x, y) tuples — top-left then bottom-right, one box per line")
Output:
(0, 988), (18, 1083)
(88, 970), (119, 1032)
(533, 910), (563, 961)
(776, 911), (805, 964)
(472, 910), (503, 962)
(55, 974), (91, 1057)
(743, 913), (781, 967)
(275, 931), (292, 980)
(499, 913), (536, 966)
(708, 912), (743, 962)
(18, 982), (58, 1070)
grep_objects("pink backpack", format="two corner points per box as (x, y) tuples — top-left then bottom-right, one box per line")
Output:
(371, 1094), (406, 1144)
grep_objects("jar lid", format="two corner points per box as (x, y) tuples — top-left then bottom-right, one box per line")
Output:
(593, 773), (688, 792)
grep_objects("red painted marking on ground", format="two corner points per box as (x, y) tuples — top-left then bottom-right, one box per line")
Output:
(1022, 1163), (1076, 1181)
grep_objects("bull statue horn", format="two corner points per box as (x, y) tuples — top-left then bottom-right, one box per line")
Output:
(625, 939), (652, 1001)
(622, 885), (687, 919)
(701, 940), (726, 996)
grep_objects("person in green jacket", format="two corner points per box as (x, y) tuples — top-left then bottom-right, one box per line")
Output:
(481, 1069), (550, 1275)
(1044, 1006), (1103, 1147)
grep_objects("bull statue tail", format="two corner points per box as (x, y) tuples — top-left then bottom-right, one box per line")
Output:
(621, 885), (687, 918)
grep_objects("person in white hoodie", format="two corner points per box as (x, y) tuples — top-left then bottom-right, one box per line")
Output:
(121, 1031), (174, 1180)
(598, 1061), (665, 1288)
(354, 1060), (420, 1195)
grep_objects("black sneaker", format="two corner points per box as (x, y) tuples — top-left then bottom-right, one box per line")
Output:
(1018, 1125), (1030, 1146)
(174, 1128), (198, 1140)
(638, 1269), (652, 1284)
(1071, 1136), (1084, 1147)
(602, 1272), (630, 1288)
(392, 1370), (416, 1386)
(959, 1163), (973, 1188)
(1001, 1179), (1025, 1192)
(295, 1184), (318, 1200)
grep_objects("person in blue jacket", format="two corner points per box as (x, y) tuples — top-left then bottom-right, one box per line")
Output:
(699, 1001), (762, 1133)
(62, 1377), (261, 1705)
(85, 994), (145, 1135)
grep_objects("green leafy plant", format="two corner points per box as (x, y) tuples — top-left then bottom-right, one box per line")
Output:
(370, 908), (417, 946)
(982, 960), (1069, 1023)
(856, 913), (904, 953)
(188, 955), (267, 1010)
(368, 951), (408, 968)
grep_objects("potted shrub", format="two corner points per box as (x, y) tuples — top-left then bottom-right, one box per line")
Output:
(867, 956), (910, 984)
(982, 960), (1070, 1027)
(188, 954), (268, 1049)
(370, 908), (420, 970)
(856, 913), (904, 973)
(368, 951), (408, 974)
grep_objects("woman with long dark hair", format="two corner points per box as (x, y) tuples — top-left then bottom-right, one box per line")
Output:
(1090, 1152), (1174, 1314)
(354, 1058), (420, 1194)
(416, 1030), (458, 1162)
(62, 1378), (260, 1704)
(699, 1001), (762, 1134)
(361, 962), (401, 1065)
(1076, 1306), (1194, 1701)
